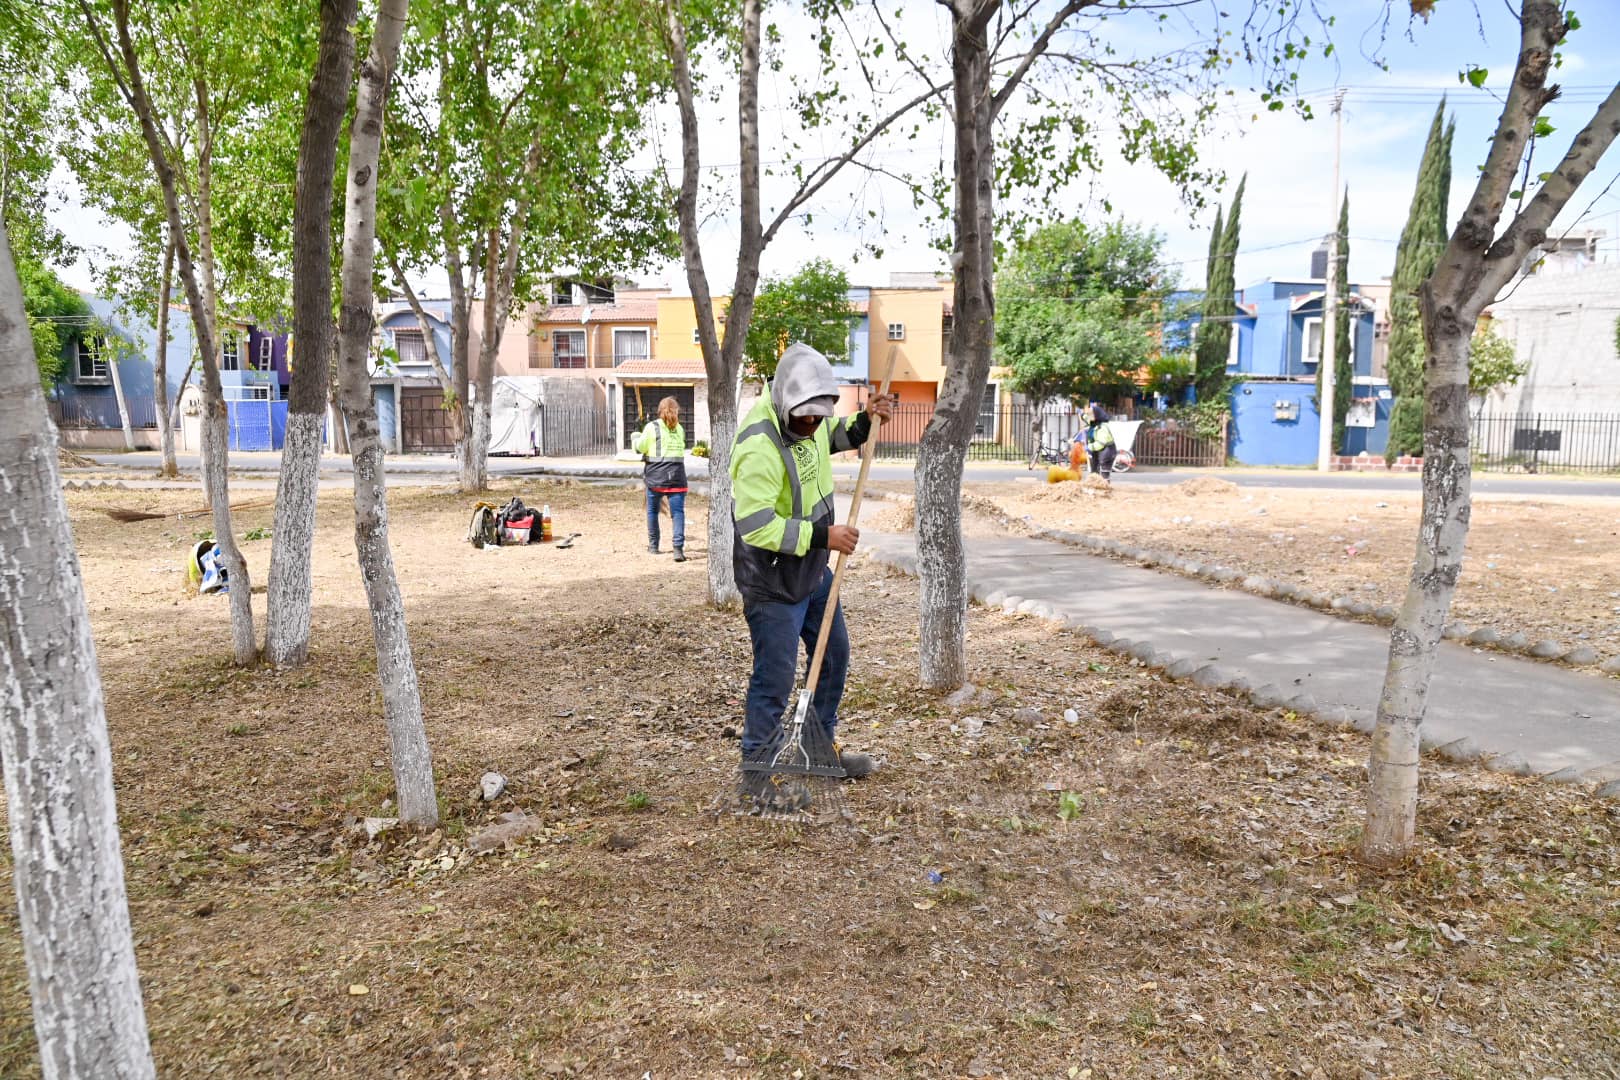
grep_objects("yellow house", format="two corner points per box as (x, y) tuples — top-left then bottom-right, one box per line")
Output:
(866, 283), (950, 409)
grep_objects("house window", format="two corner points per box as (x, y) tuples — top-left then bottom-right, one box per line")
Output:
(887, 322), (906, 341)
(222, 332), (240, 371)
(613, 328), (650, 366)
(974, 382), (998, 441)
(75, 336), (109, 382)
(553, 330), (586, 369)
(1227, 324), (1241, 368)
(392, 328), (428, 366)
(1301, 317), (1323, 366)
(691, 327), (701, 344)
(258, 336), (273, 369)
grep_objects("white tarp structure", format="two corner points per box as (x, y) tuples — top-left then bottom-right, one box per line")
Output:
(489, 376), (543, 456)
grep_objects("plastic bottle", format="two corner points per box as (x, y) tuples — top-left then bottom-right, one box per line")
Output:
(541, 504), (553, 542)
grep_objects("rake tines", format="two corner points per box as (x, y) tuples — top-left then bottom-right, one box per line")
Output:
(732, 695), (850, 825)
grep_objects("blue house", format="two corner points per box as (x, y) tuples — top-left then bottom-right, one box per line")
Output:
(1180, 273), (1390, 465)
(51, 292), (295, 451)
(372, 298), (456, 453)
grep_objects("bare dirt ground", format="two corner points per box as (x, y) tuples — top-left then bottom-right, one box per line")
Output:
(3, 481), (1618, 1078)
(972, 478), (1620, 661)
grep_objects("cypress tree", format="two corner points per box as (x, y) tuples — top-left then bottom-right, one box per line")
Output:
(1316, 190), (1354, 452)
(1195, 174), (1245, 402)
(1386, 101), (1452, 456)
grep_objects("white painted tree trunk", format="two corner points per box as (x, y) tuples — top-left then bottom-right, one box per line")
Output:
(264, 411), (324, 666)
(0, 219), (156, 1080)
(265, 0), (356, 668)
(106, 353), (136, 450)
(154, 232), (178, 477)
(461, 375), (490, 491)
(336, 0), (437, 828)
(1360, 0), (1620, 864)
(100, 0), (255, 664)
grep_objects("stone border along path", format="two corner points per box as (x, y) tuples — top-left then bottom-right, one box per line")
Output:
(948, 495), (1617, 675)
(855, 502), (1620, 800)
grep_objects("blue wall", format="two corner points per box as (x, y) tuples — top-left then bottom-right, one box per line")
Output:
(1229, 380), (1321, 466)
(1341, 383), (1393, 456)
(843, 286), (871, 381)
(379, 306), (453, 379)
(52, 294), (196, 428)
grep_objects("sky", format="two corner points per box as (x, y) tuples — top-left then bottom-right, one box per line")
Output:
(47, 0), (1620, 301)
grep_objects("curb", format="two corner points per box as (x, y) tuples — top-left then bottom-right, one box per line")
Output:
(907, 491), (1614, 675)
(861, 540), (1620, 800)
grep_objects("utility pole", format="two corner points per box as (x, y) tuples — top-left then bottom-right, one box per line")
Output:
(1317, 89), (1347, 473)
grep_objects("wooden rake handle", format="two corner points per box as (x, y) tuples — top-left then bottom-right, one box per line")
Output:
(803, 347), (896, 696)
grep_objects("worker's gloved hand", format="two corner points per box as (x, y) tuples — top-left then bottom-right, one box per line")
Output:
(827, 525), (860, 555)
(864, 393), (898, 423)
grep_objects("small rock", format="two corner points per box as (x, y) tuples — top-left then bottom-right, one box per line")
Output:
(1062, 708), (1079, 725)
(1166, 658), (1200, 679)
(1596, 779), (1620, 800)
(1012, 707), (1043, 725)
(1128, 641), (1157, 663)
(1373, 606), (1398, 622)
(1436, 737), (1483, 763)
(1601, 656), (1620, 675)
(1248, 684), (1288, 709)
(1564, 646), (1599, 666)
(1284, 694), (1317, 714)
(1485, 752), (1533, 777)
(1441, 622), (1470, 640)
(1543, 766), (1584, 785)
(1191, 665), (1227, 688)
(363, 817), (399, 841)
(468, 814), (544, 854)
(1348, 602), (1373, 617)
(1501, 632), (1530, 651)
(1330, 596), (1353, 611)
(963, 716), (986, 737)
(479, 771), (507, 801)
(1242, 576), (1274, 597)
(603, 832), (638, 852)
(1529, 639), (1567, 660)
(945, 684), (980, 709)
(1468, 627), (1500, 646)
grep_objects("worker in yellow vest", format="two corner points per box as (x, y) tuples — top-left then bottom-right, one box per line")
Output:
(634, 396), (689, 561)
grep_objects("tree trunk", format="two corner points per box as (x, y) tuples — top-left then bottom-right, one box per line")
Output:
(1360, 0), (1620, 865)
(916, 1), (997, 690)
(265, 0), (357, 668)
(98, 0), (255, 663)
(106, 349), (136, 450)
(336, 0), (437, 828)
(0, 219), (156, 1080)
(154, 229), (178, 476)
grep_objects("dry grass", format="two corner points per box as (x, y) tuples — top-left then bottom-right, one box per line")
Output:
(0, 482), (1617, 1077)
(976, 480), (1620, 660)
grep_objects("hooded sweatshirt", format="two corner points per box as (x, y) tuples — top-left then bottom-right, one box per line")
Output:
(728, 343), (872, 604)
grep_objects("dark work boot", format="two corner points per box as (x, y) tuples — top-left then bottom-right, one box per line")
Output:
(836, 748), (878, 779)
(673, 546), (687, 562)
(648, 542), (659, 554)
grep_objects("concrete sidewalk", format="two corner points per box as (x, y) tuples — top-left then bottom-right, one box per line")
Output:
(860, 525), (1620, 790)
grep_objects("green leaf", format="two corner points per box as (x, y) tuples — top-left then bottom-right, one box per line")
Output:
(1465, 66), (1489, 88)
(1533, 116), (1556, 138)
(1057, 791), (1084, 822)
(1509, 189), (1523, 200)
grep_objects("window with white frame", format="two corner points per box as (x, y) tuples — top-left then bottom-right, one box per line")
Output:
(1227, 323), (1241, 368)
(1301, 317), (1323, 366)
(691, 327), (701, 344)
(222, 332), (240, 371)
(612, 328), (649, 366)
(553, 329), (586, 369)
(258, 335), (273, 369)
(392, 328), (428, 366)
(887, 322), (906, 341)
(75, 336), (109, 382)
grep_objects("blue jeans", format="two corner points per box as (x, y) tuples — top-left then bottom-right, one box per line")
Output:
(646, 490), (685, 549)
(741, 568), (849, 754)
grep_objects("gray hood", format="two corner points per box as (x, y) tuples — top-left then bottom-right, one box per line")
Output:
(770, 343), (840, 438)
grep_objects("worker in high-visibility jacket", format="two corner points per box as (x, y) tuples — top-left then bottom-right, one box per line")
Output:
(634, 396), (689, 560)
(730, 343), (895, 780)
(1081, 402), (1117, 482)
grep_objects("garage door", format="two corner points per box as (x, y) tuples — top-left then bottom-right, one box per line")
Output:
(622, 385), (696, 450)
(401, 386), (456, 452)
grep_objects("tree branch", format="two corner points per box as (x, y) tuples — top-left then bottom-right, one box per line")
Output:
(991, 0), (1099, 120)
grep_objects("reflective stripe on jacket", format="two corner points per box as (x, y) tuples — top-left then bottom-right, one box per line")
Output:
(635, 420), (688, 491)
(729, 396), (868, 604)
(1087, 422), (1116, 453)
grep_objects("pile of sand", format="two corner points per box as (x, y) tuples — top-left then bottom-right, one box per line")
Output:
(1170, 477), (1239, 498)
(58, 448), (100, 469)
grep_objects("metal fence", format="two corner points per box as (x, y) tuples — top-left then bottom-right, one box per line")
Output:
(538, 405), (617, 457)
(871, 403), (1229, 466)
(1472, 413), (1620, 473)
(51, 393), (158, 429)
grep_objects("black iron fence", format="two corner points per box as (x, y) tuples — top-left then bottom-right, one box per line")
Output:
(50, 394), (158, 429)
(538, 405), (617, 457)
(870, 403), (1229, 466)
(1472, 413), (1620, 473)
